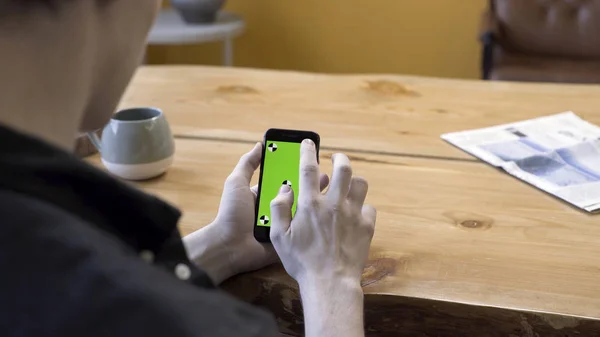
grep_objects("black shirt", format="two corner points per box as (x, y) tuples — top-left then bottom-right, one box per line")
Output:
(0, 126), (278, 337)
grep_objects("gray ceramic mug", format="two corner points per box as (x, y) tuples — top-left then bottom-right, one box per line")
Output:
(87, 107), (175, 180)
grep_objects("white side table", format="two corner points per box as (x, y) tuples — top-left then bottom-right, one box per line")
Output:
(147, 9), (245, 66)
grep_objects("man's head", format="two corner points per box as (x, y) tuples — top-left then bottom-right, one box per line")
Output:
(0, 0), (161, 138)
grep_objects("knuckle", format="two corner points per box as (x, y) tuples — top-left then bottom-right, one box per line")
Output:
(364, 222), (375, 236)
(239, 151), (260, 170)
(269, 228), (281, 239)
(353, 176), (368, 188)
(270, 197), (287, 208)
(327, 198), (346, 213)
(367, 205), (377, 218)
(239, 152), (250, 162)
(301, 164), (319, 175)
(224, 174), (243, 187)
(269, 231), (283, 244)
(330, 203), (343, 214)
(300, 196), (320, 209)
(236, 153), (251, 168)
(336, 163), (353, 175)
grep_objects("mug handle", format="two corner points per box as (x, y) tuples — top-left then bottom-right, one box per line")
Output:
(87, 132), (102, 152)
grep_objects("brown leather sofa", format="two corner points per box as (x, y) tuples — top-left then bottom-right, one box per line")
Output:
(480, 0), (600, 83)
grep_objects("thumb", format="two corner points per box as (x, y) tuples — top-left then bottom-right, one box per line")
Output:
(269, 185), (294, 239)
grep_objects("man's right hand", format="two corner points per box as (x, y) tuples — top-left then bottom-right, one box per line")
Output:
(269, 138), (377, 291)
(269, 138), (376, 337)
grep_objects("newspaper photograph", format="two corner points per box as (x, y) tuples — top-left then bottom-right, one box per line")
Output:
(441, 111), (600, 212)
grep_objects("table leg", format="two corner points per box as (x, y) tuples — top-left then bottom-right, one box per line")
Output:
(223, 38), (233, 66)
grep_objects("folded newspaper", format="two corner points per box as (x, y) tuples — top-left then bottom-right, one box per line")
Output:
(441, 112), (600, 212)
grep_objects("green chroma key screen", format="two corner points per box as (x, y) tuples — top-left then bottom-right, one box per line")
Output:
(256, 141), (301, 227)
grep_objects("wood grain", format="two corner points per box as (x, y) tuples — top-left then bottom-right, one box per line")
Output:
(120, 66), (600, 160)
(88, 139), (600, 335)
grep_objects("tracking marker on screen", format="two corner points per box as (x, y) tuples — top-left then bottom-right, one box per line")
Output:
(259, 215), (270, 225)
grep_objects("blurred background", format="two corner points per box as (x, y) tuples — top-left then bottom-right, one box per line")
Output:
(148, 0), (486, 79)
(148, 0), (600, 83)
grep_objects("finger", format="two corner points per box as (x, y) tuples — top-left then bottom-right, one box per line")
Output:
(319, 173), (330, 192)
(254, 175), (322, 205)
(347, 176), (368, 206)
(362, 204), (377, 226)
(231, 142), (262, 185)
(299, 139), (320, 201)
(256, 175), (326, 195)
(327, 153), (353, 200)
(270, 184), (295, 238)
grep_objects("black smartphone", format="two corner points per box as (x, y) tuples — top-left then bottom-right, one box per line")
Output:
(254, 128), (320, 243)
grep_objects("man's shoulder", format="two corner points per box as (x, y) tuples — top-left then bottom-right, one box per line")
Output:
(0, 127), (279, 336)
(0, 188), (140, 282)
(0, 188), (99, 242)
(0, 189), (278, 337)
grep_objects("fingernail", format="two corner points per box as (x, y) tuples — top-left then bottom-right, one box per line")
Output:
(280, 184), (291, 193)
(303, 139), (314, 146)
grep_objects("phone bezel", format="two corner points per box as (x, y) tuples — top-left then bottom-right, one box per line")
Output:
(254, 128), (320, 243)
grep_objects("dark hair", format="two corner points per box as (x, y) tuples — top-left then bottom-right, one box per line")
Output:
(2, 0), (64, 9)
(0, 0), (64, 16)
(0, 0), (104, 19)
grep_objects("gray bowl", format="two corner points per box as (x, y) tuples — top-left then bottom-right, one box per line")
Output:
(171, 0), (226, 23)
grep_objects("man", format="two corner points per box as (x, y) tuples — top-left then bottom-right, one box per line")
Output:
(0, 1), (377, 337)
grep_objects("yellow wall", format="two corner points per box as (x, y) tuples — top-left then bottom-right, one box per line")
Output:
(149, 0), (487, 79)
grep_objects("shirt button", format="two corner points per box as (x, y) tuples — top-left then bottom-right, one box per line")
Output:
(139, 250), (155, 263)
(175, 263), (191, 281)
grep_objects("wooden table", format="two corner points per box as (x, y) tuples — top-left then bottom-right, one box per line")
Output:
(101, 66), (600, 336)
(122, 66), (600, 161)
